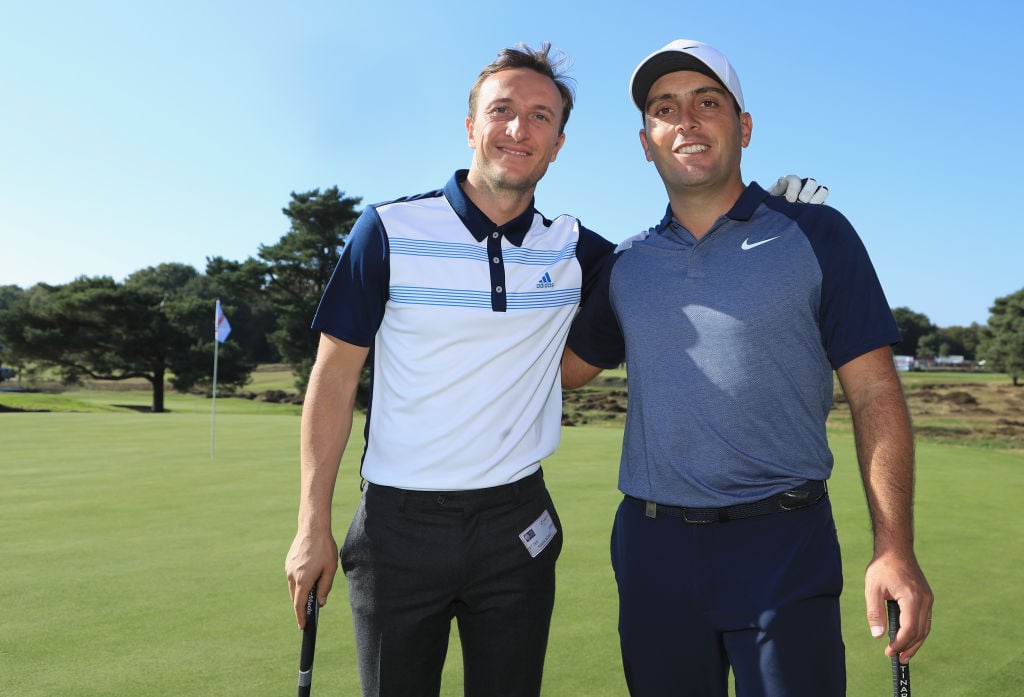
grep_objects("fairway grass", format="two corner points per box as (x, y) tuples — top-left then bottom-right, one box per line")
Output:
(2, 410), (1022, 695)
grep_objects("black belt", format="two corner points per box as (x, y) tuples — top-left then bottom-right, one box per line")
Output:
(628, 480), (827, 524)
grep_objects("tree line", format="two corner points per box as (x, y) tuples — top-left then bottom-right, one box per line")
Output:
(892, 301), (1024, 385)
(0, 187), (361, 412)
(2, 186), (1024, 411)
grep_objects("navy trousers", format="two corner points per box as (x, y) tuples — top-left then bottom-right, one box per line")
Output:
(341, 469), (562, 697)
(612, 493), (846, 696)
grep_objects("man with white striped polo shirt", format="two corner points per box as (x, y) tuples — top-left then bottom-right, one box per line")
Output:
(285, 43), (609, 697)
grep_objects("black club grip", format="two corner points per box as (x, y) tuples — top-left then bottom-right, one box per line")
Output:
(298, 584), (319, 697)
(887, 600), (911, 697)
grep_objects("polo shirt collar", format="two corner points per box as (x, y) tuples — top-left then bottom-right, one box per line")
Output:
(655, 181), (771, 234)
(725, 181), (769, 221)
(443, 170), (535, 247)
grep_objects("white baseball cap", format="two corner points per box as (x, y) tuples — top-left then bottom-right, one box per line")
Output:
(629, 39), (745, 113)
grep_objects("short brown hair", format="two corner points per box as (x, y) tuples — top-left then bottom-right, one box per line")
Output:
(468, 42), (576, 134)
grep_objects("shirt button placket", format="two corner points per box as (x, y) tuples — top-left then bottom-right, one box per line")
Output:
(488, 230), (507, 312)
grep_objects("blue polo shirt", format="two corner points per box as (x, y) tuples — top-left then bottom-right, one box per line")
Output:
(313, 170), (612, 490)
(568, 182), (900, 508)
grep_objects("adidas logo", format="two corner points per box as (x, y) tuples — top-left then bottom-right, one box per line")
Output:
(536, 272), (555, 289)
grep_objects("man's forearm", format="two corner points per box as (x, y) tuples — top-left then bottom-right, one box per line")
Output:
(852, 387), (916, 554)
(296, 363), (359, 531)
(839, 349), (917, 554)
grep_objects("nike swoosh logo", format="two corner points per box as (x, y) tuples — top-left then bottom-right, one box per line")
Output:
(741, 236), (781, 250)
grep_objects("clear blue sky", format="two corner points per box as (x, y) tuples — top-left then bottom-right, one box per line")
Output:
(2, 0), (1021, 328)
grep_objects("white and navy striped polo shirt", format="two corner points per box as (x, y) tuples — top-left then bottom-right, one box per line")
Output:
(313, 170), (613, 490)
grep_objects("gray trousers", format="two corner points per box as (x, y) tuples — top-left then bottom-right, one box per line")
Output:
(341, 469), (562, 697)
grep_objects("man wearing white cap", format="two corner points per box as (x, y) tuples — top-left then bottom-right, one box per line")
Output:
(563, 40), (933, 695)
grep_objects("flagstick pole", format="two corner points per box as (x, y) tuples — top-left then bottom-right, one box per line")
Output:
(210, 334), (219, 459)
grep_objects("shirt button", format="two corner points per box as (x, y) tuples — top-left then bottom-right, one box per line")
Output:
(492, 231), (500, 239)
(495, 286), (503, 293)
(492, 256), (500, 264)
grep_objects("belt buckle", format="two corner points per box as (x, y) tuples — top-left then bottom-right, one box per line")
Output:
(778, 488), (812, 511)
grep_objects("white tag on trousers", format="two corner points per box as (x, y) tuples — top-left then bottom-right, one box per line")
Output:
(519, 509), (557, 558)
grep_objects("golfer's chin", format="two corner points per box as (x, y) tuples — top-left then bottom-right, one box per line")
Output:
(492, 165), (550, 195)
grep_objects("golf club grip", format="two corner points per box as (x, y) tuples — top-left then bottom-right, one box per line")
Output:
(298, 584), (319, 697)
(887, 600), (910, 697)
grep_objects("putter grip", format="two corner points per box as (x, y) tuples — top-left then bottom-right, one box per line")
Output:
(887, 600), (910, 697)
(298, 584), (319, 697)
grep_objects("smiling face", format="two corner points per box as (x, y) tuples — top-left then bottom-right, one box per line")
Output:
(465, 67), (566, 198)
(639, 70), (751, 197)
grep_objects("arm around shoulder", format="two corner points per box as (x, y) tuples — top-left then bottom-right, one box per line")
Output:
(561, 346), (604, 389)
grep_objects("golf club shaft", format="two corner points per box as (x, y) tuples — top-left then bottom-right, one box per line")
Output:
(298, 583), (319, 697)
(887, 600), (911, 697)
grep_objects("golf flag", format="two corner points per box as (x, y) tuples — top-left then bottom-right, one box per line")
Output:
(215, 299), (232, 343)
(211, 298), (231, 458)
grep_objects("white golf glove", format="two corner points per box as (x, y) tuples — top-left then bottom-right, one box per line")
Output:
(769, 175), (829, 204)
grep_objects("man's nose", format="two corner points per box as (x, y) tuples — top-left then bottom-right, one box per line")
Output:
(507, 116), (527, 142)
(676, 107), (697, 133)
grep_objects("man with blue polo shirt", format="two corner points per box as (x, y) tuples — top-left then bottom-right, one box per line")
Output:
(563, 40), (933, 695)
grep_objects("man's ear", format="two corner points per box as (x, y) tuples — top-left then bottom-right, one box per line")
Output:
(639, 128), (653, 162)
(466, 116), (477, 150)
(740, 112), (752, 148)
(549, 132), (566, 163)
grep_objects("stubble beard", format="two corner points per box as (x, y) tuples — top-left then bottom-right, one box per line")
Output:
(484, 159), (545, 197)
